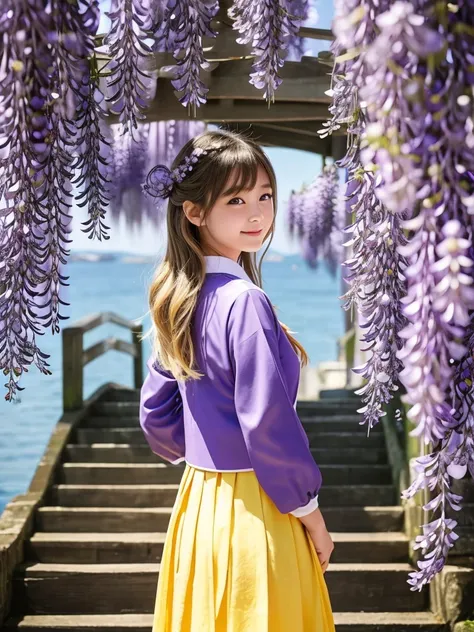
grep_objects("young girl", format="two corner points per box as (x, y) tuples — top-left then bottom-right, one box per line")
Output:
(139, 128), (335, 631)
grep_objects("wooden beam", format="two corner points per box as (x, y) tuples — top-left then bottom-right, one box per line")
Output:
(211, 57), (329, 80)
(249, 121), (346, 138)
(219, 123), (334, 154)
(299, 27), (334, 41)
(204, 72), (331, 102)
(132, 80), (332, 122)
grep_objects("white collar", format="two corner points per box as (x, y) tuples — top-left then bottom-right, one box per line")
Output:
(204, 255), (254, 283)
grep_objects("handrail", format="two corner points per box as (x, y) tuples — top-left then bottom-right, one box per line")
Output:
(62, 311), (143, 412)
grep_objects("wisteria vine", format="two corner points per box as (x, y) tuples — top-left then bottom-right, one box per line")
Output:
(0, 0), (207, 400)
(321, 0), (474, 590)
(287, 164), (346, 276)
(228, 0), (308, 104)
(152, 0), (219, 117)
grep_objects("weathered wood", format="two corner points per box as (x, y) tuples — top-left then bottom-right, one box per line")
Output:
(245, 120), (345, 139)
(73, 426), (384, 448)
(64, 443), (389, 465)
(62, 313), (143, 411)
(205, 71), (331, 102)
(26, 531), (408, 565)
(62, 328), (84, 413)
(35, 504), (405, 534)
(0, 611), (446, 631)
(10, 562), (427, 614)
(228, 124), (332, 153)
(83, 337), (137, 366)
(48, 483), (396, 508)
(65, 311), (141, 335)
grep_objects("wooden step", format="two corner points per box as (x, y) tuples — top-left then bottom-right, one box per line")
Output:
(298, 400), (363, 414)
(81, 415), (372, 432)
(26, 531), (409, 565)
(304, 430), (384, 448)
(11, 562), (428, 614)
(36, 505), (405, 533)
(74, 427), (385, 449)
(90, 399), (363, 418)
(56, 463), (392, 486)
(48, 483), (397, 508)
(64, 443), (389, 465)
(1, 611), (447, 631)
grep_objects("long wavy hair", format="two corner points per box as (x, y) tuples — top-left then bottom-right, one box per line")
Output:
(140, 128), (309, 381)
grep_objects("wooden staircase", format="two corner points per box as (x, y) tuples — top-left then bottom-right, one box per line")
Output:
(2, 388), (448, 631)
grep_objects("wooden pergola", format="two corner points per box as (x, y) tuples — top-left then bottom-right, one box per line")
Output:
(101, 0), (346, 158)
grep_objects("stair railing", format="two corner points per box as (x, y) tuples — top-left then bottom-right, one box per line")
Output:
(62, 311), (143, 412)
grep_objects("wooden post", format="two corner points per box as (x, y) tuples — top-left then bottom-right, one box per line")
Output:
(62, 326), (84, 412)
(132, 322), (143, 389)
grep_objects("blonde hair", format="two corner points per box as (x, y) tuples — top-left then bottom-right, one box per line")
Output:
(140, 128), (309, 381)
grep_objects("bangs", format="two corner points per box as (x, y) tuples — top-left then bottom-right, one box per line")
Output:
(203, 146), (267, 208)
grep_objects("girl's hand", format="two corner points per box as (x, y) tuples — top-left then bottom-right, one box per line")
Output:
(297, 507), (334, 572)
(307, 522), (334, 573)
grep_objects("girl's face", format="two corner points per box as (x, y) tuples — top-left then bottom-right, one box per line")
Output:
(184, 164), (275, 262)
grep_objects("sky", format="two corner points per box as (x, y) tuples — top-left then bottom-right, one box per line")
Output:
(70, 1), (334, 256)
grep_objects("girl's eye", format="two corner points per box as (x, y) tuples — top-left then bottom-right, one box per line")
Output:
(228, 193), (273, 205)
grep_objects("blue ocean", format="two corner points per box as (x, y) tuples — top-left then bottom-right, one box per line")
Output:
(0, 252), (344, 515)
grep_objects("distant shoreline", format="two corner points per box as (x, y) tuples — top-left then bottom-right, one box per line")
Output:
(69, 251), (287, 264)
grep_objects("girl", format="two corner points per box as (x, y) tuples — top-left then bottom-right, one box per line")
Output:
(139, 128), (335, 631)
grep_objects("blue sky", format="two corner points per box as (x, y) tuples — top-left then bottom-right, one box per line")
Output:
(71, 1), (334, 256)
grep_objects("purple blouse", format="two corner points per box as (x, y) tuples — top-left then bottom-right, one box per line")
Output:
(139, 255), (322, 517)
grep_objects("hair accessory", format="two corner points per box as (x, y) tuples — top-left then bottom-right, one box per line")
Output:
(142, 147), (209, 201)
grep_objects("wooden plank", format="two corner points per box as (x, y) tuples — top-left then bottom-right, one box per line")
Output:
(211, 57), (330, 80)
(228, 124), (332, 154)
(204, 71), (331, 102)
(248, 121), (345, 138)
(137, 82), (332, 122)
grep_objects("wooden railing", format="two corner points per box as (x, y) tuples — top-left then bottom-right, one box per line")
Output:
(62, 311), (143, 412)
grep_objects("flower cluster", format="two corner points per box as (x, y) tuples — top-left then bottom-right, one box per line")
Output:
(109, 120), (206, 219)
(0, 0), (102, 400)
(320, 0), (474, 589)
(152, 0), (219, 117)
(287, 164), (345, 276)
(228, 0), (306, 104)
(103, 0), (157, 137)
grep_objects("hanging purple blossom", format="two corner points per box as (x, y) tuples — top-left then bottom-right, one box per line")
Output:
(287, 189), (305, 239)
(301, 165), (340, 270)
(152, 0), (219, 117)
(72, 85), (114, 241)
(323, 183), (347, 277)
(108, 119), (207, 222)
(344, 168), (410, 432)
(228, 0), (303, 104)
(286, 164), (344, 275)
(286, 0), (311, 61)
(103, 0), (157, 137)
(320, 0), (474, 590)
(401, 309), (474, 590)
(150, 0), (179, 54)
(109, 122), (151, 219)
(0, 1), (101, 400)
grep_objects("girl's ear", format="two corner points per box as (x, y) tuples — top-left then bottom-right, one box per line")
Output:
(182, 200), (204, 227)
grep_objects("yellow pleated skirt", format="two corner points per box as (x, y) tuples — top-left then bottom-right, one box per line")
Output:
(152, 462), (336, 632)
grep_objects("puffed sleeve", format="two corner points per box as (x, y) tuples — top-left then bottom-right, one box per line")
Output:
(228, 288), (322, 516)
(139, 354), (185, 465)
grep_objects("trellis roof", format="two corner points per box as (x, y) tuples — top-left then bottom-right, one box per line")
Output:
(100, 1), (345, 156)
